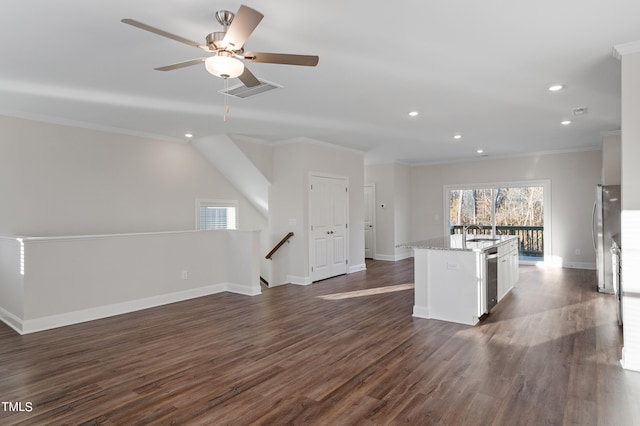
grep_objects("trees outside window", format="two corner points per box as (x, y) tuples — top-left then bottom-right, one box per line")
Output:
(448, 184), (546, 260)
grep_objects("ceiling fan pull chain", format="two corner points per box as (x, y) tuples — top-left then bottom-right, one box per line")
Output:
(223, 78), (229, 122)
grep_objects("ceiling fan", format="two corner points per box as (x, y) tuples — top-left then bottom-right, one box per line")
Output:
(121, 5), (319, 88)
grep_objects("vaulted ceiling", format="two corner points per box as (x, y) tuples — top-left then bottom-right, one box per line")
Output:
(1, 1), (639, 164)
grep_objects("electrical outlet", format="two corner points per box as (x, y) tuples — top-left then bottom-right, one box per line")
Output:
(575, 249), (581, 256)
(181, 270), (188, 280)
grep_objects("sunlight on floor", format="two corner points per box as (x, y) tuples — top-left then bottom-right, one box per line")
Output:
(318, 283), (414, 300)
(455, 297), (613, 351)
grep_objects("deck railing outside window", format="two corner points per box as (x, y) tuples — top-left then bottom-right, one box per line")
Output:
(450, 225), (544, 258)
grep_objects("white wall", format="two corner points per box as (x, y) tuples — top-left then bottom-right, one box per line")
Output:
(619, 48), (640, 371)
(0, 115), (266, 237)
(191, 134), (269, 218)
(269, 140), (365, 285)
(4, 229), (261, 334)
(0, 237), (23, 329)
(226, 228), (261, 294)
(410, 150), (602, 268)
(602, 133), (621, 185)
(232, 135), (274, 183)
(269, 142), (306, 285)
(365, 164), (396, 258)
(364, 163), (412, 260)
(394, 164), (412, 259)
(621, 52), (640, 210)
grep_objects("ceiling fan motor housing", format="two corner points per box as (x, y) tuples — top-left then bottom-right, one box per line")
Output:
(215, 10), (235, 28)
(206, 31), (226, 49)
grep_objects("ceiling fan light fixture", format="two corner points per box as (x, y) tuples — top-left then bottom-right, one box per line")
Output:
(205, 55), (245, 78)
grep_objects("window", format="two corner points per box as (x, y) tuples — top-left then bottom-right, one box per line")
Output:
(196, 199), (238, 230)
(445, 181), (550, 262)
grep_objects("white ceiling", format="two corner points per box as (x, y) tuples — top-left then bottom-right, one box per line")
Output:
(1, 1), (639, 165)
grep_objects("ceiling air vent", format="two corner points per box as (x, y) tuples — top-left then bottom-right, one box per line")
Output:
(218, 80), (283, 99)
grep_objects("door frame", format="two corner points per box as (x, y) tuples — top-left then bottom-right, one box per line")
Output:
(309, 172), (350, 281)
(364, 184), (377, 259)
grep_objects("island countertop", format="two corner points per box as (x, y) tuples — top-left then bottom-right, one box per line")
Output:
(398, 234), (518, 252)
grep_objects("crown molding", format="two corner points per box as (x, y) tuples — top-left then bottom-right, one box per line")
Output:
(612, 40), (640, 60)
(601, 129), (621, 137)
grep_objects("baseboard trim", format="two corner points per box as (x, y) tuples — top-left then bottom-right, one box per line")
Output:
(413, 305), (430, 319)
(226, 282), (262, 296)
(395, 251), (414, 261)
(621, 347), (640, 372)
(348, 263), (367, 274)
(562, 261), (596, 270)
(375, 253), (414, 261)
(1, 282), (260, 335)
(0, 307), (24, 334)
(374, 254), (396, 261)
(287, 275), (313, 285)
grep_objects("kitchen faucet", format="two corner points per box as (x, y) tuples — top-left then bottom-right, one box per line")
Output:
(462, 224), (483, 247)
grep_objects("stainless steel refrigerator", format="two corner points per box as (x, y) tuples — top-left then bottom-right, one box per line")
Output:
(592, 184), (621, 293)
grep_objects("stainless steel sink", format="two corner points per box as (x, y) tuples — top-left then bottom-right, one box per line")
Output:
(466, 238), (500, 242)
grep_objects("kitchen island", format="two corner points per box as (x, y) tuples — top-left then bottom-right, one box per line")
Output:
(399, 234), (519, 325)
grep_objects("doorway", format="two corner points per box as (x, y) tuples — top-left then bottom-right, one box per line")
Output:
(309, 174), (349, 281)
(364, 185), (376, 259)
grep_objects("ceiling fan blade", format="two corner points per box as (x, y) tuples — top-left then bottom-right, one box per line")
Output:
(237, 66), (261, 87)
(121, 18), (210, 51)
(221, 5), (264, 50)
(154, 58), (207, 71)
(244, 52), (319, 67)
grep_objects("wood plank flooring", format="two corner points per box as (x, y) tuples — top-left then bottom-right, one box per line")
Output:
(1, 259), (639, 425)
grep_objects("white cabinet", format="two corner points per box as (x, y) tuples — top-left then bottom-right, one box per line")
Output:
(413, 248), (485, 325)
(408, 235), (519, 325)
(509, 249), (519, 286)
(497, 239), (518, 301)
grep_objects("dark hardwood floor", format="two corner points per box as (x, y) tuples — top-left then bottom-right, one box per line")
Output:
(1, 259), (639, 425)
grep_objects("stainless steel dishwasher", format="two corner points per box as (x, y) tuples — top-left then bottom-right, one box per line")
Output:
(486, 249), (498, 312)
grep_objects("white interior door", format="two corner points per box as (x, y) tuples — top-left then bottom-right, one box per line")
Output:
(310, 175), (348, 282)
(364, 185), (375, 259)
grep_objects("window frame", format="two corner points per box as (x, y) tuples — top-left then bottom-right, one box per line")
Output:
(442, 180), (551, 264)
(195, 199), (239, 230)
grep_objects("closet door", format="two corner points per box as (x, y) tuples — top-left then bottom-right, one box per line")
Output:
(310, 175), (348, 281)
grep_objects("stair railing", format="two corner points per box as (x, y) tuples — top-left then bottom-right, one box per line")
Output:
(265, 232), (294, 260)
(261, 232), (294, 287)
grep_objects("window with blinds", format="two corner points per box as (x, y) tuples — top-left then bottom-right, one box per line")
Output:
(196, 200), (238, 230)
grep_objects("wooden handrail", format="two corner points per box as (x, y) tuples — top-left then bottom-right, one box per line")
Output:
(265, 232), (294, 260)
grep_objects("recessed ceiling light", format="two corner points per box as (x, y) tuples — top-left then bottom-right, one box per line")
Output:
(453, 134), (462, 140)
(477, 149), (484, 154)
(549, 84), (564, 92)
(561, 120), (572, 125)
(408, 111), (419, 117)
(185, 133), (193, 138)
